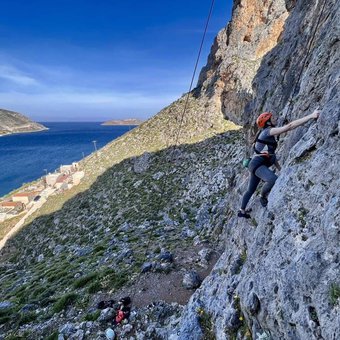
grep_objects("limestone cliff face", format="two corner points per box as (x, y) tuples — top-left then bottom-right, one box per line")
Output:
(197, 0), (289, 125)
(171, 0), (340, 339)
(0, 109), (47, 135)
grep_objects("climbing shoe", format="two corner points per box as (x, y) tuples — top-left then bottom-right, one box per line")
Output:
(238, 210), (251, 219)
(260, 196), (268, 207)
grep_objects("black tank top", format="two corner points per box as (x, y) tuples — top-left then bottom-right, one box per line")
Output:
(254, 128), (277, 155)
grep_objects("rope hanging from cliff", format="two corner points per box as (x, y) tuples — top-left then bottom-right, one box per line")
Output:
(127, 0), (217, 304)
(173, 0), (216, 146)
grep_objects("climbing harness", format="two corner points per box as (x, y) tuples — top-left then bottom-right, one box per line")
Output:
(243, 126), (278, 169)
(253, 138), (277, 157)
(249, 126), (279, 175)
(243, 113), (275, 167)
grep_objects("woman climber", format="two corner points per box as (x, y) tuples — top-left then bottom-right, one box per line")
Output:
(238, 109), (320, 218)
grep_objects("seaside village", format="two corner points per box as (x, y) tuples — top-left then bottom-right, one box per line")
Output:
(0, 163), (84, 222)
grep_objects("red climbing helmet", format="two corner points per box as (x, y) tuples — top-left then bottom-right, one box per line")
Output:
(256, 112), (273, 128)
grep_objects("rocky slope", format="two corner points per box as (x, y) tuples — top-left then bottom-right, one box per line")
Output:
(0, 129), (243, 338)
(0, 0), (339, 339)
(0, 109), (47, 136)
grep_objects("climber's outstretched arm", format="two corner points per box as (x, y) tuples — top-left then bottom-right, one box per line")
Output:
(269, 109), (320, 136)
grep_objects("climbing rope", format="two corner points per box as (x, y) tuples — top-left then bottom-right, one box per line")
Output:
(128, 0), (217, 304)
(173, 0), (216, 146)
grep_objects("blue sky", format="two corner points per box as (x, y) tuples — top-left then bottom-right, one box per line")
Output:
(0, 1), (233, 122)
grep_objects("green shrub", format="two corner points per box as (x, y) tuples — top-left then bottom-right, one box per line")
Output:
(197, 308), (215, 340)
(330, 283), (340, 305)
(240, 250), (247, 264)
(94, 245), (106, 253)
(0, 307), (14, 318)
(46, 332), (59, 340)
(40, 290), (57, 307)
(53, 293), (78, 313)
(83, 310), (100, 321)
(29, 285), (47, 300)
(113, 273), (129, 290)
(5, 334), (22, 340)
(0, 315), (11, 324)
(18, 311), (37, 325)
(88, 281), (101, 294)
(73, 272), (98, 288)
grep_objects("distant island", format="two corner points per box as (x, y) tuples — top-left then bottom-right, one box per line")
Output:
(101, 118), (144, 126)
(0, 109), (48, 136)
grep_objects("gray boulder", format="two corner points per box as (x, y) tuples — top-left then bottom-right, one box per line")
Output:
(183, 271), (201, 289)
(158, 251), (174, 263)
(59, 323), (76, 336)
(141, 262), (153, 273)
(0, 301), (14, 310)
(133, 152), (151, 174)
(98, 308), (115, 322)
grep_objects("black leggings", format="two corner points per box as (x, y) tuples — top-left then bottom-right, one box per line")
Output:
(241, 164), (278, 210)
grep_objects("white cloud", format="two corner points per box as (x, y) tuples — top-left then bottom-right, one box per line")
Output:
(0, 57), (187, 121)
(0, 90), (178, 106)
(0, 65), (39, 86)
(0, 89), (181, 121)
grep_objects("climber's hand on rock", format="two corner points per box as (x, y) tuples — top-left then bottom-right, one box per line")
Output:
(311, 109), (320, 120)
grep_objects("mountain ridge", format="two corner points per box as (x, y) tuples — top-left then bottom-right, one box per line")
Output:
(101, 119), (144, 126)
(0, 109), (47, 136)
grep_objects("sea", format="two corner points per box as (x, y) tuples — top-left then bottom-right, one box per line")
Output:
(0, 122), (133, 197)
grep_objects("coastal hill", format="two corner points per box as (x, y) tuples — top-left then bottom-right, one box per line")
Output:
(0, 0), (338, 339)
(0, 109), (47, 136)
(101, 118), (144, 126)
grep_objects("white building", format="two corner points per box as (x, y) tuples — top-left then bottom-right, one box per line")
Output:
(45, 173), (61, 187)
(12, 192), (38, 205)
(60, 165), (73, 173)
(0, 201), (26, 211)
(60, 163), (79, 174)
(72, 171), (85, 185)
